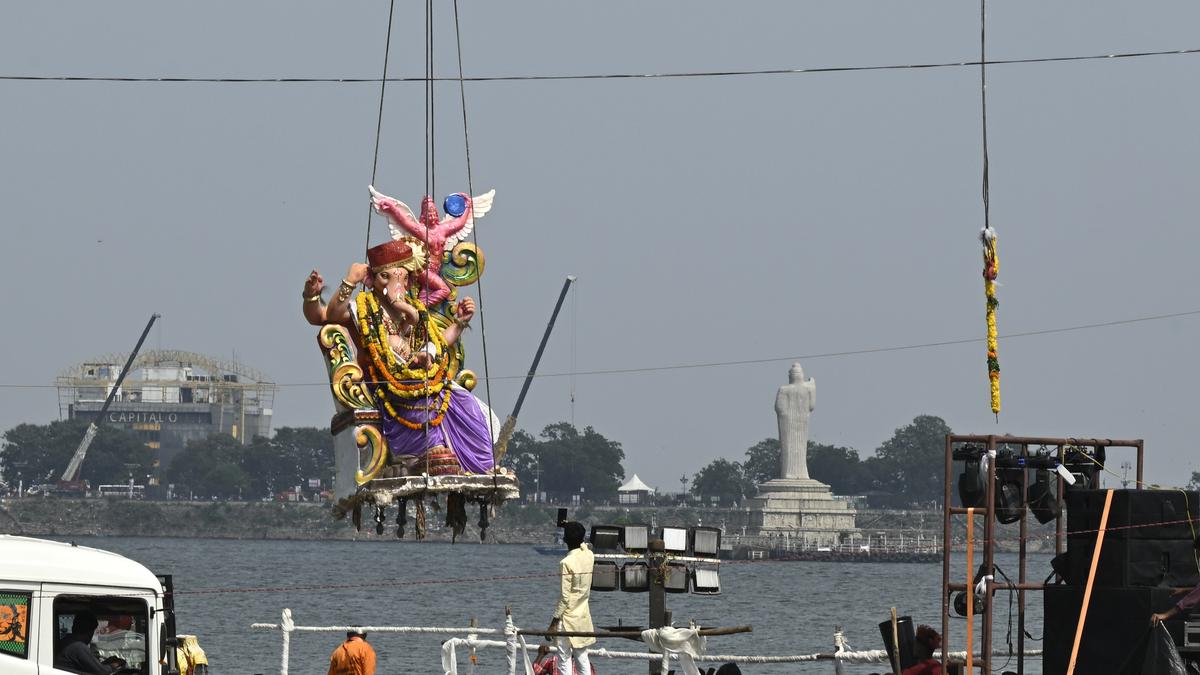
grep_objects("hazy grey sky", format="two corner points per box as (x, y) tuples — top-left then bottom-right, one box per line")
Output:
(2, 1), (1197, 491)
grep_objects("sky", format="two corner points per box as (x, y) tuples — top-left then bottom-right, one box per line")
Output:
(1, 1), (1197, 492)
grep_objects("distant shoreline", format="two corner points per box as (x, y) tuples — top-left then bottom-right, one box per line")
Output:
(0, 498), (1042, 552)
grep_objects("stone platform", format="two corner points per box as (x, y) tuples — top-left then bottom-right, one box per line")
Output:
(745, 477), (858, 547)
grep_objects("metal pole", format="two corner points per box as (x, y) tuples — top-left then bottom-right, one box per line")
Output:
(1055, 444), (1065, 565)
(648, 539), (666, 675)
(941, 434), (953, 674)
(1018, 444), (1028, 675)
(983, 435), (997, 675)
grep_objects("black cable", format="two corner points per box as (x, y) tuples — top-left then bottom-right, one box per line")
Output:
(2, 48), (1199, 84)
(365, 0), (398, 253)
(4, 306), (1196, 389)
(979, 0), (991, 232)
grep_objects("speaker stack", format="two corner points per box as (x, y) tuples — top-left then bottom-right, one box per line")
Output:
(1043, 488), (1200, 675)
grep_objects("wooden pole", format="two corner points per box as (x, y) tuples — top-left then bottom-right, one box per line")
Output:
(889, 607), (902, 675)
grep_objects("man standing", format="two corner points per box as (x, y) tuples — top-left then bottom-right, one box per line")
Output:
(327, 628), (376, 675)
(539, 522), (595, 675)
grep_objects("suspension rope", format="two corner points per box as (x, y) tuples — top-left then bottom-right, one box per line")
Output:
(979, 0), (990, 232)
(452, 0), (496, 453)
(364, 0), (398, 253)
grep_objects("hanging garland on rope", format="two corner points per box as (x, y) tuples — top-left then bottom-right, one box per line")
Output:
(981, 226), (1000, 416)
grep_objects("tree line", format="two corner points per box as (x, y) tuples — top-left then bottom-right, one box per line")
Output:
(5, 416), (1196, 506)
(690, 415), (955, 508)
(0, 419), (334, 500)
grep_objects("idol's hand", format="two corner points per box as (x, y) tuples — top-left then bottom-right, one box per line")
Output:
(303, 270), (324, 298)
(408, 352), (433, 369)
(345, 263), (369, 286)
(455, 297), (476, 324)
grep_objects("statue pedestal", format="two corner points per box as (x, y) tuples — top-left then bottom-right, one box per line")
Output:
(745, 477), (858, 547)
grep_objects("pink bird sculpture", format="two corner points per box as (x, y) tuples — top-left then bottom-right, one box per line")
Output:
(369, 185), (495, 307)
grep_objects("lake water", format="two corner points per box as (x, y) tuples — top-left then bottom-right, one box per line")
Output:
(59, 537), (1052, 674)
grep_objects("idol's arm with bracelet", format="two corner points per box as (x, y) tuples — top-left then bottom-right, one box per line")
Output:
(301, 269), (328, 326)
(325, 263), (368, 326)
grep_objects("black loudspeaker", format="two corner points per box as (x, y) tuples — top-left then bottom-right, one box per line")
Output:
(1066, 536), (1200, 588)
(1043, 585), (1184, 675)
(877, 615), (916, 671)
(1066, 489), (1200, 541)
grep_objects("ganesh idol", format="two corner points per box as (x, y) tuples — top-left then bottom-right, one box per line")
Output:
(301, 236), (499, 478)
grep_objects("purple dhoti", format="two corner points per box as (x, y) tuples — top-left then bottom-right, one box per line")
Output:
(379, 384), (497, 474)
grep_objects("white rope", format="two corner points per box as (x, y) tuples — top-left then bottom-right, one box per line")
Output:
(442, 638), (512, 675)
(250, 623), (500, 634)
(253, 610), (1042, 674)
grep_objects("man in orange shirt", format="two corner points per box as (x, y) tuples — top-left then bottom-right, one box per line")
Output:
(327, 628), (377, 675)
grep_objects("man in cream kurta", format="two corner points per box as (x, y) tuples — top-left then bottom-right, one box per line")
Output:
(541, 521), (595, 675)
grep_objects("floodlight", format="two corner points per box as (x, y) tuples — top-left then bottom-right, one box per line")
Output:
(621, 562), (649, 592)
(957, 456), (985, 508)
(994, 468), (1024, 524)
(664, 563), (689, 593)
(590, 525), (621, 553)
(1027, 469), (1060, 524)
(692, 567), (720, 595)
(661, 527), (688, 553)
(590, 561), (619, 592)
(691, 527), (721, 558)
(621, 525), (649, 552)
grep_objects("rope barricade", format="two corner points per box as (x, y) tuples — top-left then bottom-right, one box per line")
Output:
(251, 608), (1044, 675)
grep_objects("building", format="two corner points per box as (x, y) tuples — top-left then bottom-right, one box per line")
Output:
(617, 474), (656, 505)
(57, 350), (275, 474)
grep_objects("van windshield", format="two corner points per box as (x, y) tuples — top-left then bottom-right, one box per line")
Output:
(54, 596), (149, 674)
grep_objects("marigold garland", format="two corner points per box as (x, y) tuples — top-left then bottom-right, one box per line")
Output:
(356, 289), (455, 429)
(981, 227), (1000, 416)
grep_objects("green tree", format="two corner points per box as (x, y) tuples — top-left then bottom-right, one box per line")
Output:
(503, 423), (625, 502)
(871, 415), (953, 507)
(168, 427), (334, 499)
(167, 433), (251, 499)
(1188, 471), (1199, 491)
(690, 458), (747, 506)
(1, 419), (152, 487)
(807, 442), (865, 495)
(742, 438), (779, 486)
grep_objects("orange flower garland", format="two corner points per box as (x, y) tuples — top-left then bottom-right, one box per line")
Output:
(356, 289), (454, 429)
(981, 226), (1000, 416)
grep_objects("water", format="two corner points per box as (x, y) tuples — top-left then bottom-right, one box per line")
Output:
(57, 537), (1051, 674)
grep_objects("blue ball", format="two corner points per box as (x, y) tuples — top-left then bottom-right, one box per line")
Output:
(444, 194), (468, 217)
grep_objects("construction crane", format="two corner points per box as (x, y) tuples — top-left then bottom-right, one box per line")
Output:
(58, 313), (160, 495)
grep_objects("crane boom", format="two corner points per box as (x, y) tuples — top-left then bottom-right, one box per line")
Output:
(492, 275), (575, 465)
(61, 313), (161, 483)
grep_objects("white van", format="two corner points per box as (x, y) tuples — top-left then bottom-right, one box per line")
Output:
(0, 535), (179, 675)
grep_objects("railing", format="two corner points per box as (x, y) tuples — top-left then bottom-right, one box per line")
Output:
(250, 608), (1041, 675)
